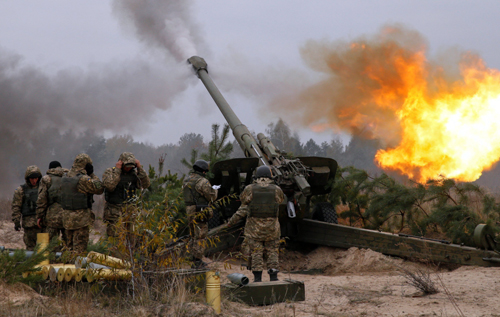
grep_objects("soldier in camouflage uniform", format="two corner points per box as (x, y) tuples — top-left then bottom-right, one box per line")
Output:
(61, 154), (104, 253)
(102, 152), (150, 239)
(227, 166), (284, 282)
(182, 160), (218, 268)
(36, 161), (68, 249)
(11, 165), (43, 250)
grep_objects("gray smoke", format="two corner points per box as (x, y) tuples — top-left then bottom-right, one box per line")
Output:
(0, 0), (210, 197)
(0, 49), (187, 138)
(0, 46), (192, 196)
(112, 0), (206, 61)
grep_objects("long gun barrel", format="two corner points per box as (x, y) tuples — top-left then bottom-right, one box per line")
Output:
(188, 56), (268, 166)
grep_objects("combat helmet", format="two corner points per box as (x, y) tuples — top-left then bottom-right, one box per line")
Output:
(193, 160), (209, 173)
(255, 166), (272, 179)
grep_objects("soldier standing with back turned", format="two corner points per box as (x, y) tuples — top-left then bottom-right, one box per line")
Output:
(11, 165), (44, 250)
(182, 160), (218, 268)
(61, 154), (103, 253)
(36, 161), (68, 248)
(227, 166), (284, 282)
(102, 152), (150, 240)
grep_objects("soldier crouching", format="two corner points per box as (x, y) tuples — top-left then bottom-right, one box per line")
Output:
(227, 166), (284, 282)
(11, 165), (44, 250)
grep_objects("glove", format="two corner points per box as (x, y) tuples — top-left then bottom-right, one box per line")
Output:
(212, 185), (221, 190)
(85, 163), (94, 176)
(14, 222), (21, 231)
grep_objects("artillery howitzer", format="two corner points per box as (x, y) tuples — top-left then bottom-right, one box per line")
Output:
(188, 56), (338, 231)
(188, 56), (500, 268)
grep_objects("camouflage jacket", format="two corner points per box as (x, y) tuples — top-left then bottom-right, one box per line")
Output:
(11, 165), (42, 228)
(36, 167), (68, 228)
(62, 154), (104, 230)
(102, 165), (150, 202)
(227, 178), (285, 241)
(183, 172), (218, 220)
(102, 165), (150, 221)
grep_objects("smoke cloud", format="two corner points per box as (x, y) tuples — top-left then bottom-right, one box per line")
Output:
(269, 25), (433, 146)
(112, 0), (206, 61)
(0, 0), (211, 196)
(0, 47), (190, 195)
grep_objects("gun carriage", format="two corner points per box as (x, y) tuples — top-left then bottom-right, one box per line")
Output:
(188, 56), (500, 268)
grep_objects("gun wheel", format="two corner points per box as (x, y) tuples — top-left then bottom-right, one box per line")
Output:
(312, 202), (338, 224)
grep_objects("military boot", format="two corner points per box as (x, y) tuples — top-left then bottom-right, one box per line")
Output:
(252, 271), (262, 282)
(268, 268), (279, 281)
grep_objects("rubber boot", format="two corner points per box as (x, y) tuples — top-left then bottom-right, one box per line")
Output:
(252, 271), (262, 282)
(268, 268), (279, 281)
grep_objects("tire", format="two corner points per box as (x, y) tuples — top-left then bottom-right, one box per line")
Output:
(312, 202), (338, 224)
(208, 208), (222, 229)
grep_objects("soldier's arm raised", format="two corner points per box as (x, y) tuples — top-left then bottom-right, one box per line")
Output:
(78, 175), (104, 195)
(102, 167), (121, 191)
(136, 166), (151, 189)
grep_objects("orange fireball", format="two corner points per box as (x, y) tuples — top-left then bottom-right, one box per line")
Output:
(282, 26), (500, 183)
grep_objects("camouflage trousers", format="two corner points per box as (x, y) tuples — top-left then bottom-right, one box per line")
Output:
(23, 227), (44, 251)
(188, 220), (209, 260)
(45, 227), (67, 251)
(66, 226), (89, 254)
(242, 237), (279, 272)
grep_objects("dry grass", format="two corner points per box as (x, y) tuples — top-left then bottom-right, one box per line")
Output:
(1, 277), (218, 317)
(399, 266), (439, 295)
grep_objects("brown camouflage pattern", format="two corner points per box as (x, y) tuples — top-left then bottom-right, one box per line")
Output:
(62, 154), (103, 251)
(243, 237), (279, 271)
(102, 152), (151, 237)
(36, 166), (68, 247)
(118, 152), (137, 166)
(66, 226), (89, 254)
(11, 166), (42, 250)
(36, 167), (67, 228)
(23, 227), (44, 251)
(183, 172), (218, 259)
(11, 165), (42, 226)
(227, 178), (285, 241)
(227, 177), (284, 271)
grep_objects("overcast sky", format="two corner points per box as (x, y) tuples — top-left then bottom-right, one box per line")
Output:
(1, 0), (499, 146)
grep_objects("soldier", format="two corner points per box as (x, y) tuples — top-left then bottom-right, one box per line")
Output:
(11, 165), (44, 250)
(182, 160), (218, 268)
(227, 166), (284, 282)
(61, 154), (103, 253)
(36, 161), (67, 248)
(102, 152), (150, 240)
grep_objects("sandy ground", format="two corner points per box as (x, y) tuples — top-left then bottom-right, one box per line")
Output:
(1, 220), (500, 317)
(211, 247), (500, 317)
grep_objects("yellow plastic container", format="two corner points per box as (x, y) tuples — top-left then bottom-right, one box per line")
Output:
(36, 233), (50, 265)
(206, 271), (221, 314)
